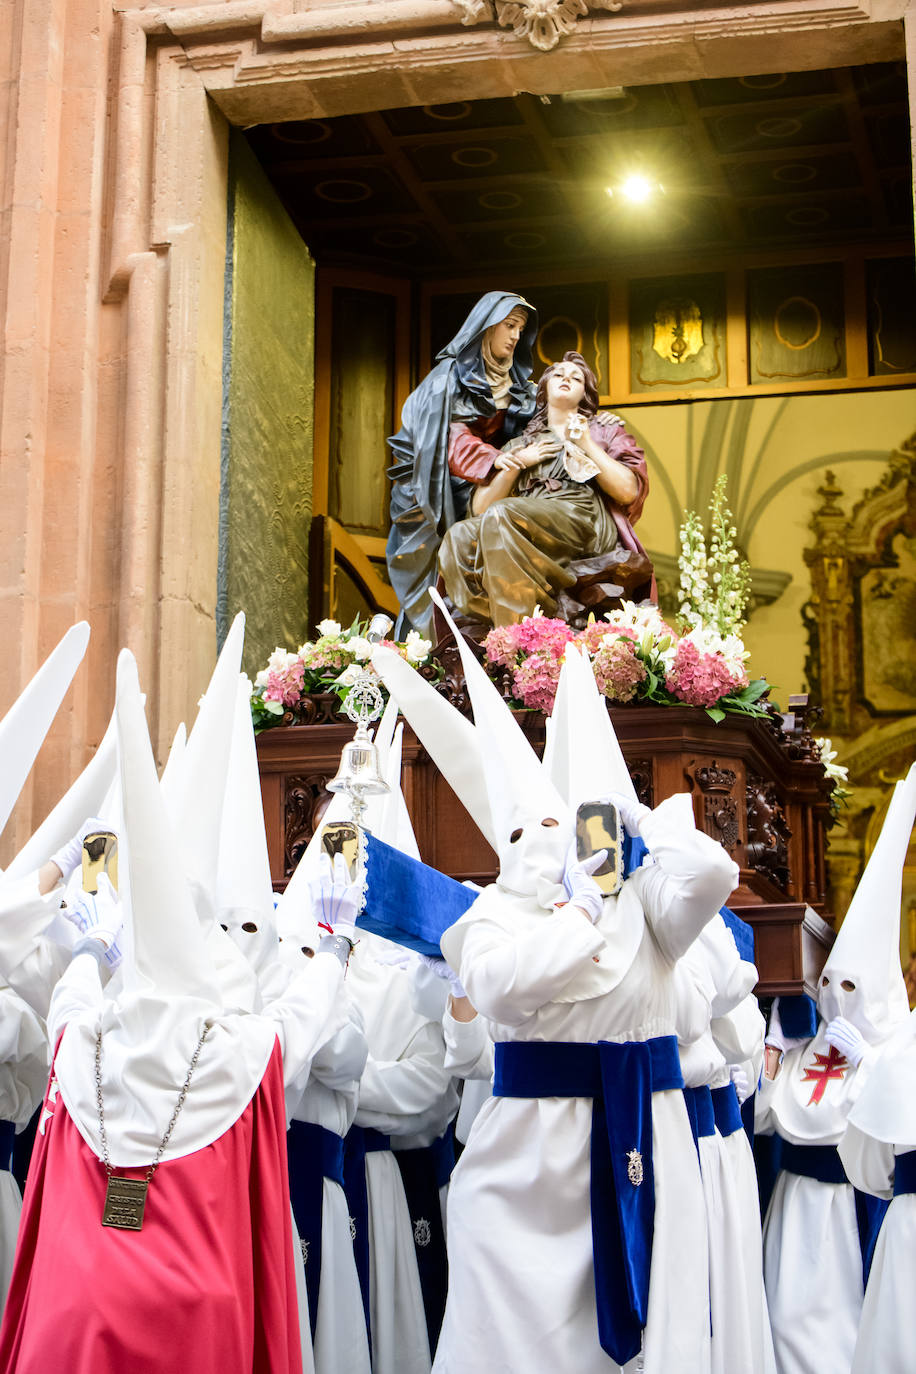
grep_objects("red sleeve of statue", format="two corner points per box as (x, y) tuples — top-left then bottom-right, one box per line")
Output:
(447, 416), (505, 483)
(592, 417), (648, 524)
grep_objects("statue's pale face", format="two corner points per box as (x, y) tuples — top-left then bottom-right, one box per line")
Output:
(486, 307), (528, 361)
(546, 360), (585, 408)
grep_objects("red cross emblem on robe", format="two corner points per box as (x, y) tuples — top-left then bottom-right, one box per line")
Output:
(801, 1044), (849, 1105)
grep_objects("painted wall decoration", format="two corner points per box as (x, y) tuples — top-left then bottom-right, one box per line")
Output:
(859, 532), (916, 715)
(867, 256), (916, 375)
(629, 274), (726, 393)
(748, 262), (846, 383)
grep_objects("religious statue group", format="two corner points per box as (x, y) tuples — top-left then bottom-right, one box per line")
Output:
(385, 291), (653, 639)
(0, 289), (911, 1374)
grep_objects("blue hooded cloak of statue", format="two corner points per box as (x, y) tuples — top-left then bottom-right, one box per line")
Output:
(385, 291), (538, 637)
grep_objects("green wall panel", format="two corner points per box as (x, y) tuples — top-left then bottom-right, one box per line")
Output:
(221, 129), (315, 676)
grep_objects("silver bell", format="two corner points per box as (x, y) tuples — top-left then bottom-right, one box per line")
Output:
(327, 725), (390, 799)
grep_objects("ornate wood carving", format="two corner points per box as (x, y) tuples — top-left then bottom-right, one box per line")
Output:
(629, 758), (654, 809)
(284, 773), (334, 876)
(692, 761), (740, 854)
(746, 772), (791, 893)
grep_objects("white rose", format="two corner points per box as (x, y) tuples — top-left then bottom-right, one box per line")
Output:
(317, 619), (342, 638)
(404, 630), (432, 663)
(348, 636), (373, 662)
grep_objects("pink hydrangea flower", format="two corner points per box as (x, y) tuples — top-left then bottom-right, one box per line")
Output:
(514, 616), (576, 658)
(512, 651), (563, 713)
(592, 633), (647, 703)
(263, 657), (305, 708)
(665, 639), (748, 708)
(301, 640), (352, 672)
(484, 624), (523, 668)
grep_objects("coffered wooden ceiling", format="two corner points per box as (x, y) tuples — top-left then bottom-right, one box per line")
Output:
(245, 63), (913, 277)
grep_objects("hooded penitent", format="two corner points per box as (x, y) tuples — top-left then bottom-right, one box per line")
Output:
(817, 762), (916, 1044)
(0, 622), (91, 845)
(386, 290), (538, 638)
(168, 612), (260, 1013)
(216, 676), (280, 987)
(53, 650), (276, 1166)
(428, 588), (570, 901)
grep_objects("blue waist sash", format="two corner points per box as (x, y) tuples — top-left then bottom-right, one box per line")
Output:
(776, 1136), (888, 1285)
(711, 1084), (743, 1138)
(343, 1125), (393, 1347)
(287, 1121), (345, 1340)
(683, 1086), (716, 1149)
(893, 1149), (916, 1197)
(493, 1036), (683, 1367)
(0, 1121), (14, 1174)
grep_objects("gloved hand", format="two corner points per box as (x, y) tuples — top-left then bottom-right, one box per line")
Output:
(309, 853), (361, 937)
(729, 1064), (751, 1104)
(824, 1016), (868, 1068)
(66, 874), (123, 971)
(764, 997), (809, 1054)
(560, 842), (608, 925)
(420, 954), (467, 1000)
(49, 817), (112, 883)
(593, 792), (650, 837)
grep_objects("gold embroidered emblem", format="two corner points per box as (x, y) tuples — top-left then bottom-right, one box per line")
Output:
(626, 1149), (644, 1187)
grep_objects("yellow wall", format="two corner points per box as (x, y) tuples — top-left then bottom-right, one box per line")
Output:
(619, 387), (916, 697)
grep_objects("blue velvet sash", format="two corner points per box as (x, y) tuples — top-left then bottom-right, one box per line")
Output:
(683, 1086), (716, 1151)
(493, 1036), (683, 1367)
(393, 1128), (454, 1352)
(287, 1121), (345, 1340)
(775, 1136), (889, 1285)
(711, 1084), (743, 1138)
(893, 1149), (916, 1197)
(0, 1121), (14, 1174)
(342, 1125), (392, 1345)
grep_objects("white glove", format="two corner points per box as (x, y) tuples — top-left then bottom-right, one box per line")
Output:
(309, 853), (361, 936)
(729, 1064), (751, 1104)
(560, 842), (607, 925)
(420, 954), (467, 1000)
(66, 874), (123, 970)
(594, 791), (649, 837)
(824, 1016), (867, 1068)
(49, 817), (112, 883)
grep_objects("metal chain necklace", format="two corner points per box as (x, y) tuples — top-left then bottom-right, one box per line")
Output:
(95, 1022), (210, 1231)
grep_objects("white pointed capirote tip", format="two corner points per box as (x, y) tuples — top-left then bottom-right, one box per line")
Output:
(545, 641), (638, 807)
(116, 648), (217, 1000)
(159, 720), (187, 805)
(370, 641), (496, 849)
(0, 621), (92, 840)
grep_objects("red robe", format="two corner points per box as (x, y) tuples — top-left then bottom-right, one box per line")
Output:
(0, 1038), (300, 1374)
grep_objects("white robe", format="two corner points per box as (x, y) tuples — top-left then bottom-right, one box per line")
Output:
(348, 937), (457, 1374)
(840, 1123), (915, 1373)
(435, 802), (737, 1374)
(288, 997), (371, 1374)
(0, 985), (49, 1314)
(756, 1024), (872, 1374)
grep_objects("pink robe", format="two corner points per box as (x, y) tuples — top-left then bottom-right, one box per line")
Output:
(0, 1039), (300, 1374)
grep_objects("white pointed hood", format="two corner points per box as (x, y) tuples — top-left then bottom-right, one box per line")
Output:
(428, 589), (570, 901)
(818, 762), (916, 1043)
(53, 649), (276, 1168)
(542, 643), (639, 809)
(168, 613), (259, 1012)
(370, 643), (495, 851)
(158, 720), (187, 805)
(4, 706), (118, 881)
(844, 1003), (916, 1146)
(216, 676), (279, 985)
(0, 622), (91, 841)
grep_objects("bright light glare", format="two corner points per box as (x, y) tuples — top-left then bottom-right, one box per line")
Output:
(620, 174), (654, 203)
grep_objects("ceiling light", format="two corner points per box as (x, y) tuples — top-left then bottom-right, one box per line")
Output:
(605, 175), (664, 203)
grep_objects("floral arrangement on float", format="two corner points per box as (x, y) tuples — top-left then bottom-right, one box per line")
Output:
(250, 618), (435, 732)
(484, 475), (771, 722)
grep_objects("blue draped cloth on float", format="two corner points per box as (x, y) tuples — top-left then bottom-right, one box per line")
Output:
(287, 1121), (346, 1339)
(357, 835), (478, 956)
(493, 1036), (683, 1367)
(774, 1136), (889, 1286)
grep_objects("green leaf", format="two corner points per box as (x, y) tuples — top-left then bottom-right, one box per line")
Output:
(706, 706), (726, 722)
